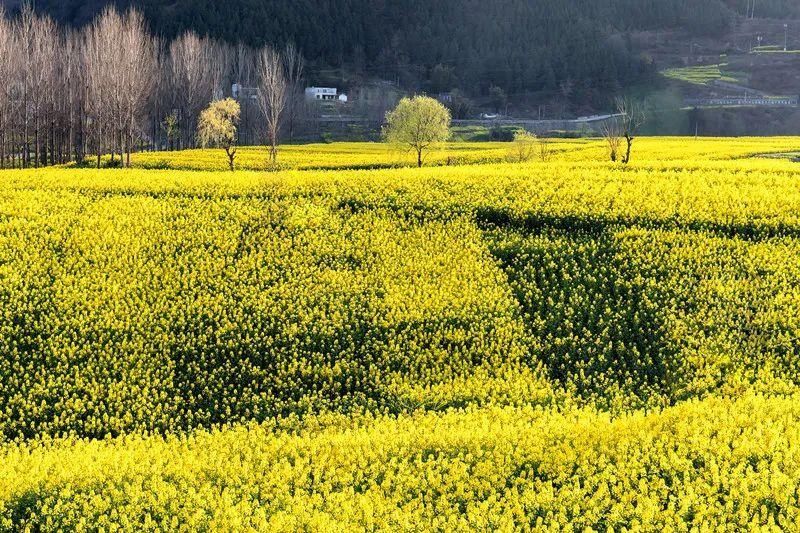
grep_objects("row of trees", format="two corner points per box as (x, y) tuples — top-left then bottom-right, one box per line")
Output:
(197, 95), (456, 170)
(382, 95), (647, 168)
(383, 95), (648, 168)
(198, 94), (647, 171)
(0, 6), (302, 169)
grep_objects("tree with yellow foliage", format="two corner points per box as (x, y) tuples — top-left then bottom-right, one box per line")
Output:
(197, 98), (241, 171)
(384, 96), (451, 167)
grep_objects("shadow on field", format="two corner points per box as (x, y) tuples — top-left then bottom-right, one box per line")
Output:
(485, 222), (683, 410)
(338, 197), (800, 241)
(474, 206), (800, 242)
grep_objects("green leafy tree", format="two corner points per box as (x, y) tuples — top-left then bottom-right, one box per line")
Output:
(196, 98), (241, 171)
(383, 96), (451, 168)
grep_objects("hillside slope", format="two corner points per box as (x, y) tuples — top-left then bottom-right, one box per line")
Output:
(1, 0), (734, 102)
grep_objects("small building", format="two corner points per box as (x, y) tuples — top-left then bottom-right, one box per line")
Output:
(232, 83), (259, 100)
(306, 87), (339, 101)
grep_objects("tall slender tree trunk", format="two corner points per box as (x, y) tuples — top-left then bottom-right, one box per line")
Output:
(97, 125), (103, 169)
(23, 120), (29, 168)
(49, 129), (54, 165)
(126, 126), (132, 167)
(34, 126), (40, 168)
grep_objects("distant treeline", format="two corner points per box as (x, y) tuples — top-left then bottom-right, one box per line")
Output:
(0, 6), (300, 169)
(2, 0), (753, 100)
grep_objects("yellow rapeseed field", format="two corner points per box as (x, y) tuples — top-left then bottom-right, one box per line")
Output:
(2, 138), (800, 529)
(127, 137), (800, 171)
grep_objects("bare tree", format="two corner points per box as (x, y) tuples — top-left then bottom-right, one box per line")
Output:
(119, 9), (157, 166)
(41, 16), (57, 166)
(84, 8), (119, 167)
(0, 5), (262, 168)
(150, 39), (171, 151)
(209, 40), (232, 101)
(233, 43), (257, 88)
(59, 31), (82, 164)
(16, 6), (57, 168)
(48, 29), (68, 165)
(283, 42), (305, 142)
(168, 32), (218, 149)
(0, 8), (13, 168)
(108, 8), (128, 163)
(256, 46), (287, 164)
(231, 43), (258, 144)
(7, 16), (23, 168)
(615, 96), (646, 165)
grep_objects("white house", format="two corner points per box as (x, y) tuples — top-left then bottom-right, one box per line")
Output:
(232, 83), (259, 100)
(306, 87), (338, 101)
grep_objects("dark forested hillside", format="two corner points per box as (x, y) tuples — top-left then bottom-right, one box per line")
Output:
(724, 0), (800, 18)
(1, 0), (739, 100)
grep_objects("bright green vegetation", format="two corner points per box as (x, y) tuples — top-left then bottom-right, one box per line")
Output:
(661, 63), (745, 86)
(383, 96), (452, 167)
(2, 139), (800, 528)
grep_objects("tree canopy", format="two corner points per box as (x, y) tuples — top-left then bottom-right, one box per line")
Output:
(383, 96), (451, 167)
(197, 98), (241, 170)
